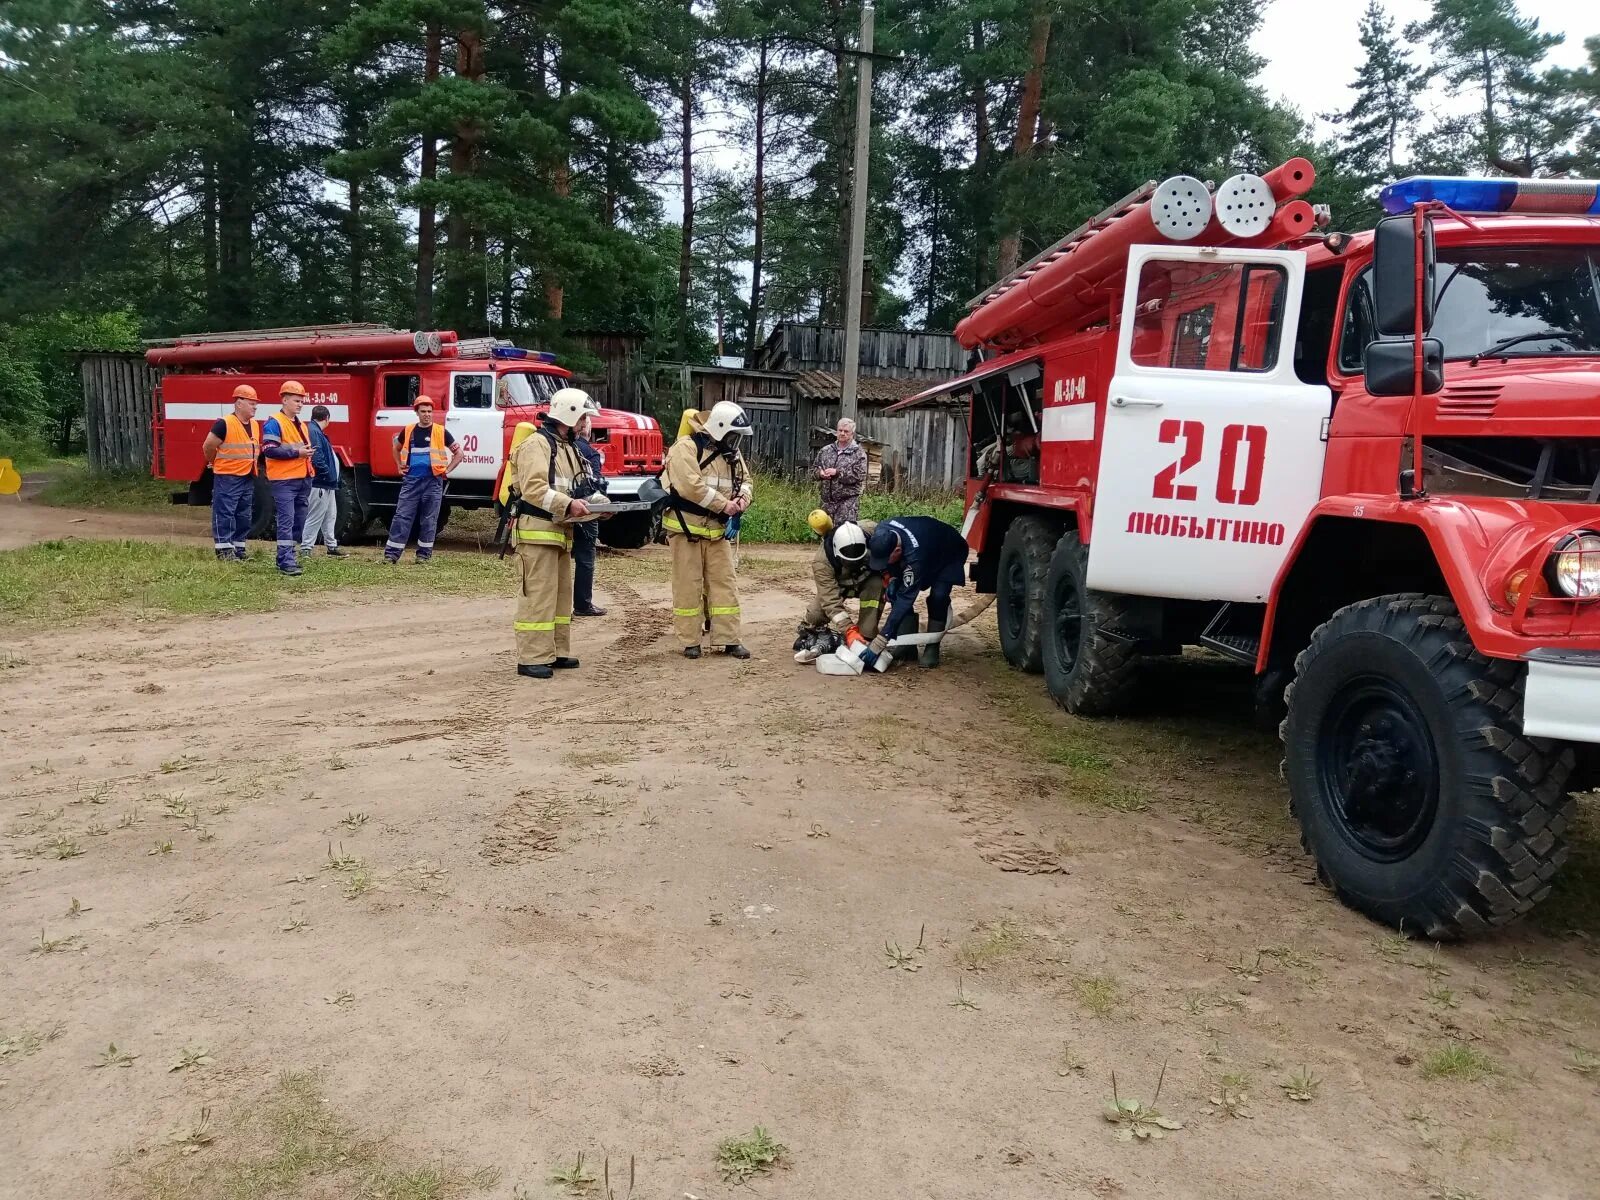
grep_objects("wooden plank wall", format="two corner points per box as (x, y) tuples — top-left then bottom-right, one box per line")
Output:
(79, 354), (164, 473)
(569, 332), (644, 411)
(800, 402), (969, 491)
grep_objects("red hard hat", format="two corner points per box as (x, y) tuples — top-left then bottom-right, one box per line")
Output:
(231, 384), (259, 401)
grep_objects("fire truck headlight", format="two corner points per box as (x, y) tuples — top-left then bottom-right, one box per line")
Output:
(1546, 532), (1600, 600)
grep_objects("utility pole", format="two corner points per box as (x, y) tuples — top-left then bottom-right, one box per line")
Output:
(839, 1), (875, 423)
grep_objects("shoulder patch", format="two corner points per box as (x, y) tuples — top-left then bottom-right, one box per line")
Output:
(902, 567), (916, 590)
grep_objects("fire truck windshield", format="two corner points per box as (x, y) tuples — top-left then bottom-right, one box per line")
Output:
(1427, 245), (1600, 360)
(495, 371), (562, 407)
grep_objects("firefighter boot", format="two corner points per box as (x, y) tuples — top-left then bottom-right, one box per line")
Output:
(920, 618), (946, 668)
(517, 663), (554, 680)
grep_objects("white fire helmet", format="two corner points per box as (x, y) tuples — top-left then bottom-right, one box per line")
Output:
(548, 387), (600, 428)
(704, 400), (752, 442)
(832, 521), (867, 563)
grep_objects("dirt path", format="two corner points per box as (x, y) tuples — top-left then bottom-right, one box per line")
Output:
(1, 563), (1597, 1199)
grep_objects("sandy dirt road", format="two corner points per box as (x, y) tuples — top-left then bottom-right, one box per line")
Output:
(1, 523), (1598, 1198)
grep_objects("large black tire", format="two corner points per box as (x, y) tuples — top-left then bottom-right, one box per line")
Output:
(1039, 530), (1142, 716)
(996, 516), (1053, 673)
(332, 474), (365, 545)
(598, 502), (662, 550)
(1281, 594), (1575, 939)
(247, 475), (274, 539)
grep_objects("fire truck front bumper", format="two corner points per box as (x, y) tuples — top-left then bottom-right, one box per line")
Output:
(603, 475), (661, 504)
(1523, 649), (1600, 745)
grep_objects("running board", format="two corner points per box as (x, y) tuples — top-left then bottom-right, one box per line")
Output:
(1199, 602), (1263, 664)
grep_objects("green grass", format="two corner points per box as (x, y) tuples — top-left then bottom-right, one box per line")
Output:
(1536, 793), (1600, 935)
(715, 1126), (787, 1183)
(131, 1070), (498, 1200)
(0, 539), (510, 626)
(0, 426), (73, 472)
(739, 470), (963, 543)
(35, 465), (174, 510)
(1420, 1042), (1497, 1082)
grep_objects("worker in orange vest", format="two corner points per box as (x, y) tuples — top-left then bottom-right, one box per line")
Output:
(386, 395), (463, 564)
(260, 380), (316, 576)
(202, 383), (261, 561)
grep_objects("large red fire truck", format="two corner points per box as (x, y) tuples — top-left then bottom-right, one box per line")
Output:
(896, 162), (1600, 937)
(147, 326), (666, 548)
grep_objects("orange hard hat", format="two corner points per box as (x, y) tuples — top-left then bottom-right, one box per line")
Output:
(413, 394), (436, 410)
(231, 384), (259, 401)
(279, 380), (308, 398)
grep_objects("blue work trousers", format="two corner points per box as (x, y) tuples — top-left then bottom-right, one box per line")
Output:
(386, 473), (444, 562)
(211, 474), (254, 559)
(271, 477), (312, 571)
(572, 519), (598, 610)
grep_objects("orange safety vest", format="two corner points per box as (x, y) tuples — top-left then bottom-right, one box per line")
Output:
(399, 422), (449, 476)
(264, 411), (312, 481)
(213, 414), (261, 477)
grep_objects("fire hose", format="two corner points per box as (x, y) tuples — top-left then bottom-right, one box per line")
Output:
(816, 592), (996, 675)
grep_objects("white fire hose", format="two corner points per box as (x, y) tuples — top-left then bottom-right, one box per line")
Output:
(816, 594), (995, 675)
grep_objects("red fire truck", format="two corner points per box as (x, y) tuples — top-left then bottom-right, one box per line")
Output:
(147, 326), (667, 548)
(896, 162), (1600, 937)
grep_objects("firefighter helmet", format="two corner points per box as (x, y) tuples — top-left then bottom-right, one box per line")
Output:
(704, 400), (752, 442)
(832, 521), (868, 563)
(279, 379), (308, 398)
(231, 384), (259, 402)
(548, 387), (599, 428)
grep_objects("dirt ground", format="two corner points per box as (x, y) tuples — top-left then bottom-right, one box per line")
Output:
(2, 499), (1598, 1200)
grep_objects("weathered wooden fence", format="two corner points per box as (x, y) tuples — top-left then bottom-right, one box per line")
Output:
(79, 352), (162, 473)
(800, 403), (969, 490)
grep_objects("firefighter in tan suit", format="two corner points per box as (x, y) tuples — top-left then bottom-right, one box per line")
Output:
(663, 401), (754, 659)
(511, 388), (600, 680)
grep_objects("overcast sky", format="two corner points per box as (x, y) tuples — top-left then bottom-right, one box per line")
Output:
(1255, 0), (1592, 138)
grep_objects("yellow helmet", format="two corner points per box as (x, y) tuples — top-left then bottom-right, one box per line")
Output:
(808, 509), (833, 537)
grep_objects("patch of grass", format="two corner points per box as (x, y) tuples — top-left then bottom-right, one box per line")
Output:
(130, 1069), (497, 1200)
(715, 1125), (787, 1183)
(547, 1153), (597, 1193)
(33, 928), (85, 954)
(954, 918), (1024, 971)
(48, 834), (83, 859)
(1280, 1067), (1319, 1101)
(1073, 974), (1124, 1019)
(92, 1042), (139, 1069)
(1420, 1042), (1497, 1082)
(36, 467), (173, 511)
(0, 538), (512, 627)
(168, 1046), (214, 1073)
(0, 1021), (66, 1059)
(1535, 792), (1600, 935)
(1103, 1063), (1182, 1141)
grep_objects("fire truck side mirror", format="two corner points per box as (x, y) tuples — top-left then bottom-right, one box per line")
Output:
(1371, 213), (1436, 337)
(1363, 337), (1443, 397)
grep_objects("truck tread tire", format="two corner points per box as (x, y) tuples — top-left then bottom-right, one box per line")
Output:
(1280, 593), (1575, 939)
(333, 474), (365, 545)
(1040, 530), (1142, 717)
(997, 516), (1053, 673)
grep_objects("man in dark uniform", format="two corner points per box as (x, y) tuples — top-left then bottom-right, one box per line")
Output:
(572, 413), (607, 617)
(864, 516), (970, 669)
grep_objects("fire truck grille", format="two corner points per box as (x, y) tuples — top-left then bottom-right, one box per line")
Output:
(616, 430), (662, 473)
(1426, 436), (1600, 502)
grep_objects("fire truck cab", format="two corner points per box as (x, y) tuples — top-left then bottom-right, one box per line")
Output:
(149, 328), (666, 549)
(904, 167), (1600, 938)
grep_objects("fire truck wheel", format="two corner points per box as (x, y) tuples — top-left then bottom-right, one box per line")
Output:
(332, 475), (365, 544)
(1040, 530), (1141, 717)
(997, 516), (1053, 673)
(247, 475), (274, 539)
(1281, 594), (1576, 939)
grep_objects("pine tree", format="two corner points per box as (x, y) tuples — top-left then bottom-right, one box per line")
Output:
(1406, 0), (1569, 174)
(1326, 1), (1424, 188)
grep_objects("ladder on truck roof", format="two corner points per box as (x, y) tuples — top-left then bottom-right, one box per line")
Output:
(964, 180), (1162, 313)
(143, 323), (397, 347)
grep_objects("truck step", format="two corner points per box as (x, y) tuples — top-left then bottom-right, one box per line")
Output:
(1199, 602), (1264, 664)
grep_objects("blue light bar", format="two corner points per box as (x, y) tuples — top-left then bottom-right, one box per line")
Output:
(1380, 175), (1600, 216)
(537, 351), (558, 363)
(491, 346), (528, 359)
